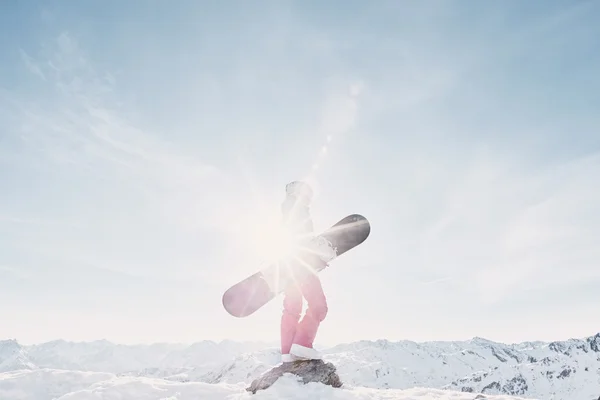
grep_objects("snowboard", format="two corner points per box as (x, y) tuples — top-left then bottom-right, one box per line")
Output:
(222, 214), (370, 318)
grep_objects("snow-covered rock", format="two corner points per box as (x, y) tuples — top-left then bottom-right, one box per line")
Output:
(247, 359), (342, 394)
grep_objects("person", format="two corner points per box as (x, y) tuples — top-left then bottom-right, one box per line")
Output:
(279, 180), (337, 362)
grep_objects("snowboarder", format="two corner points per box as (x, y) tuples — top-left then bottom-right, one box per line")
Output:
(279, 180), (336, 362)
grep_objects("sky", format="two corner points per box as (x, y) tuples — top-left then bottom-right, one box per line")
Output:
(1, 0), (599, 347)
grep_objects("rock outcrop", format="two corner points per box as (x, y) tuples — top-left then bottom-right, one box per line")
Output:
(246, 359), (342, 394)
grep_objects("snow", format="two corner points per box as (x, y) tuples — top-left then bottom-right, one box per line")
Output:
(0, 333), (598, 399)
(197, 335), (600, 399)
(0, 369), (528, 400)
(23, 339), (271, 373)
(0, 369), (113, 400)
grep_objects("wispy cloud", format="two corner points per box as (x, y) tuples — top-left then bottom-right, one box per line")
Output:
(19, 49), (46, 81)
(14, 32), (218, 185)
(1, 31), (237, 283)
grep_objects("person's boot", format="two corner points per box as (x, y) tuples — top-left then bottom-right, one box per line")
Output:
(290, 343), (322, 360)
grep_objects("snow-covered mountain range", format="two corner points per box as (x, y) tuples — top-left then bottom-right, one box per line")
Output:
(1, 333), (598, 399)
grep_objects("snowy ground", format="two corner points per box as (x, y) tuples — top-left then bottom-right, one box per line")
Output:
(0, 369), (531, 400)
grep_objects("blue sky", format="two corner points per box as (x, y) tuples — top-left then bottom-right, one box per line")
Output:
(1, 0), (599, 346)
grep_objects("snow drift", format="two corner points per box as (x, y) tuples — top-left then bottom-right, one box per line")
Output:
(0, 369), (530, 400)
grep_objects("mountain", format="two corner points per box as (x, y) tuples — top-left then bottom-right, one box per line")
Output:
(443, 333), (600, 399)
(0, 333), (598, 399)
(0, 339), (35, 372)
(169, 333), (600, 399)
(26, 339), (184, 373)
(23, 339), (272, 373)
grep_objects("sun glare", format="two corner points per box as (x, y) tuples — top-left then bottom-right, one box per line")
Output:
(253, 223), (300, 263)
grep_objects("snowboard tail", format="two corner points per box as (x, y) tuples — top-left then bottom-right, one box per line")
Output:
(222, 214), (370, 318)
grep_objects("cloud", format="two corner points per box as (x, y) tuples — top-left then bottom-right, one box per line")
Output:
(19, 49), (46, 81)
(0, 31), (239, 282)
(14, 32), (218, 185)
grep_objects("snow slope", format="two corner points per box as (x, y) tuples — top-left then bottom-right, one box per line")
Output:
(0, 333), (598, 399)
(0, 368), (531, 400)
(0, 369), (112, 400)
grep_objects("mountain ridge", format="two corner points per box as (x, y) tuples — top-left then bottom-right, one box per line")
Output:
(1, 332), (598, 399)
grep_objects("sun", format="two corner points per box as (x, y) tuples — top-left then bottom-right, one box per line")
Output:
(252, 222), (302, 264)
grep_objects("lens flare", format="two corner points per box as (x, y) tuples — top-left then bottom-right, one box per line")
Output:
(252, 223), (302, 264)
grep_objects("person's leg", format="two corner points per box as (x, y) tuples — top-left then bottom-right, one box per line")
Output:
(280, 283), (303, 360)
(291, 272), (328, 354)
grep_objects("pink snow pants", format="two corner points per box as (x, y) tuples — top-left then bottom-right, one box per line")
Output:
(280, 264), (328, 354)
